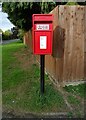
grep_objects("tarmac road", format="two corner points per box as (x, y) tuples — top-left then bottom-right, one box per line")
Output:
(1, 39), (20, 45)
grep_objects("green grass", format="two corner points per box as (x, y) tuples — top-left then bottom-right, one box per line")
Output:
(63, 84), (86, 98)
(67, 95), (80, 105)
(2, 41), (67, 113)
(67, 112), (73, 118)
(2, 41), (24, 91)
(66, 2), (78, 5)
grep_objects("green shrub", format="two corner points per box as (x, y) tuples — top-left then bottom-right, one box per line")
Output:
(2, 30), (12, 40)
(17, 29), (25, 42)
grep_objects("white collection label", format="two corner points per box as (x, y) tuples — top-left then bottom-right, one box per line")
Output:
(40, 36), (47, 49)
(36, 24), (49, 30)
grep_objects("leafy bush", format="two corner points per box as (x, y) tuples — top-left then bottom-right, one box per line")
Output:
(11, 27), (18, 39)
(2, 30), (12, 40)
(17, 29), (25, 42)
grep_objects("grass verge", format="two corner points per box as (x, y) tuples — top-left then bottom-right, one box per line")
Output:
(2, 41), (67, 114)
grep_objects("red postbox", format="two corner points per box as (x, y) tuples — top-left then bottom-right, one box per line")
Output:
(32, 14), (53, 55)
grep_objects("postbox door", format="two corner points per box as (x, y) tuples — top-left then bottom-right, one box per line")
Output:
(34, 31), (52, 54)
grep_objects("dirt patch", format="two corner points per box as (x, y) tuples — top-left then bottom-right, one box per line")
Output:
(14, 47), (36, 70)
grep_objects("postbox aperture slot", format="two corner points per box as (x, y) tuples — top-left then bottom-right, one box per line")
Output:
(34, 21), (52, 24)
(33, 14), (53, 21)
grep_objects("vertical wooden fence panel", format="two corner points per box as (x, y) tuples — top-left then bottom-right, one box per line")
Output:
(61, 6), (84, 83)
(24, 30), (33, 51)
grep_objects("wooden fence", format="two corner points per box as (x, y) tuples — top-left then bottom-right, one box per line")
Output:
(24, 5), (86, 86)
